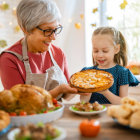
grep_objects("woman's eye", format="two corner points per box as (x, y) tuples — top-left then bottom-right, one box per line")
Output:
(45, 29), (52, 33)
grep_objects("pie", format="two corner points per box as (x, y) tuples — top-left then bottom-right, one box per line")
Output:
(70, 69), (114, 92)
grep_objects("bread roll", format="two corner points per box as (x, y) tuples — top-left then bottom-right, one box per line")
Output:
(0, 110), (10, 131)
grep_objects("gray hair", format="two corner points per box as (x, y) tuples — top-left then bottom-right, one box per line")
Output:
(16, 0), (61, 33)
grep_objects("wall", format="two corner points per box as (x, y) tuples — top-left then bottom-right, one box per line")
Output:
(0, 0), (86, 91)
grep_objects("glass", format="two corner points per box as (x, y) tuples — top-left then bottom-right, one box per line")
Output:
(36, 25), (63, 37)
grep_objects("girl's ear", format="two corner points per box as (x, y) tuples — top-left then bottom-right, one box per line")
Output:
(115, 44), (120, 54)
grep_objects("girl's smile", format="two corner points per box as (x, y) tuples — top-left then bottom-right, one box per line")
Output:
(92, 34), (119, 69)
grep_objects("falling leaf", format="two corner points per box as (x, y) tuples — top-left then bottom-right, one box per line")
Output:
(0, 40), (7, 48)
(91, 23), (96, 27)
(75, 23), (81, 29)
(80, 14), (84, 19)
(120, 0), (128, 9)
(107, 16), (113, 20)
(123, 0), (128, 5)
(0, 3), (9, 10)
(14, 25), (21, 32)
(12, 8), (16, 15)
(92, 8), (98, 13)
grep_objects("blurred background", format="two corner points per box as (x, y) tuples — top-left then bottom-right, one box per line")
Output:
(0, 0), (140, 92)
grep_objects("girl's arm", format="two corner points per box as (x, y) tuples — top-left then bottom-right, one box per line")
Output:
(98, 84), (129, 104)
(80, 93), (92, 102)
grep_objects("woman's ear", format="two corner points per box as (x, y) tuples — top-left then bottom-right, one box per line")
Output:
(115, 44), (120, 54)
(21, 27), (30, 36)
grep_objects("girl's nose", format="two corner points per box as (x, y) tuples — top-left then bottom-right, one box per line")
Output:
(97, 52), (103, 57)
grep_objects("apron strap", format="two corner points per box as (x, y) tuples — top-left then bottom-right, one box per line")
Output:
(48, 46), (58, 66)
(1, 50), (23, 61)
(22, 37), (32, 73)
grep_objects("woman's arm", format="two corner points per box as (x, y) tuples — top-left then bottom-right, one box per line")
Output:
(0, 53), (25, 89)
(98, 84), (129, 104)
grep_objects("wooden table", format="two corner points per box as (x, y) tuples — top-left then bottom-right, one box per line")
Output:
(1, 104), (140, 140)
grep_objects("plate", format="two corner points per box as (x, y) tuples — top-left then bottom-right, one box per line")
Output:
(7, 126), (66, 140)
(10, 102), (64, 126)
(113, 118), (140, 130)
(69, 105), (107, 115)
(0, 124), (12, 136)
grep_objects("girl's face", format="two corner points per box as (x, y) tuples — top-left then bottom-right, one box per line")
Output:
(24, 21), (60, 53)
(92, 34), (119, 69)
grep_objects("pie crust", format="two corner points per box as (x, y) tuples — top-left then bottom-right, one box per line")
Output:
(70, 69), (114, 92)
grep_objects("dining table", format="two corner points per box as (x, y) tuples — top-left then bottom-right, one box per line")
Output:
(1, 104), (140, 140)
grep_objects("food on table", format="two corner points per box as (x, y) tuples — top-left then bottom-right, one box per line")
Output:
(79, 119), (100, 137)
(14, 123), (61, 140)
(0, 110), (10, 131)
(126, 63), (140, 75)
(70, 69), (114, 92)
(107, 97), (140, 129)
(72, 101), (104, 112)
(0, 84), (57, 115)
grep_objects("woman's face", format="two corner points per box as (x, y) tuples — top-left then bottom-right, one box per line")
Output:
(25, 21), (60, 53)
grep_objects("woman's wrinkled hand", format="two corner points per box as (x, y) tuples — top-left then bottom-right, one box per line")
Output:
(59, 84), (91, 96)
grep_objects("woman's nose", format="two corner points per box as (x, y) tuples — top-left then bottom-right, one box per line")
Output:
(49, 32), (56, 40)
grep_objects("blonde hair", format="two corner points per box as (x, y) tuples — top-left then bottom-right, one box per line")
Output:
(92, 27), (128, 67)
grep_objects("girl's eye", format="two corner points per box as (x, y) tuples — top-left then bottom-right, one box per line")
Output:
(93, 50), (98, 53)
(103, 50), (108, 53)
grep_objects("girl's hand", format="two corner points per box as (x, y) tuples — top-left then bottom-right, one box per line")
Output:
(97, 89), (109, 94)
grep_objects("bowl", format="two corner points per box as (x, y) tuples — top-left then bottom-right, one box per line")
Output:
(10, 102), (64, 126)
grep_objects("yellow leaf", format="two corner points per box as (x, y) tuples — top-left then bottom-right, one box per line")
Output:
(14, 25), (21, 32)
(12, 8), (16, 15)
(80, 14), (84, 19)
(75, 23), (81, 29)
(0, 3), (9, 10)
(91, 24), (96, 27)
(107, 16), (113, 20)
(124, 0), (128, 5)
(92, 8), (98, 13)
(120, 3), (126, 9)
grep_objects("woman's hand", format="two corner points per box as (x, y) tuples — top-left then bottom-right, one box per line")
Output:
(59, 84), (78, 93)
(49, 84), (91, 98)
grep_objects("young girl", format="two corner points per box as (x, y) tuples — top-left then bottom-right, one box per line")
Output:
(81, 27), (139, 104)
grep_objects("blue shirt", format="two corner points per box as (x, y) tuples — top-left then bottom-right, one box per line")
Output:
(82, 65), (140, 104)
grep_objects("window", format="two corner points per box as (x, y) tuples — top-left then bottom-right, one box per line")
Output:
(85, 0), (140, 66)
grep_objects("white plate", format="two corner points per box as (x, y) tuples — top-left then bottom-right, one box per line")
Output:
(69, 105), (107, 115)
(11, 102), (64, 126)
(7, 126), (67, 140)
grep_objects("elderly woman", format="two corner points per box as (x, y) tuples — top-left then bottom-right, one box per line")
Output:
(0, 0), (78, 99)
